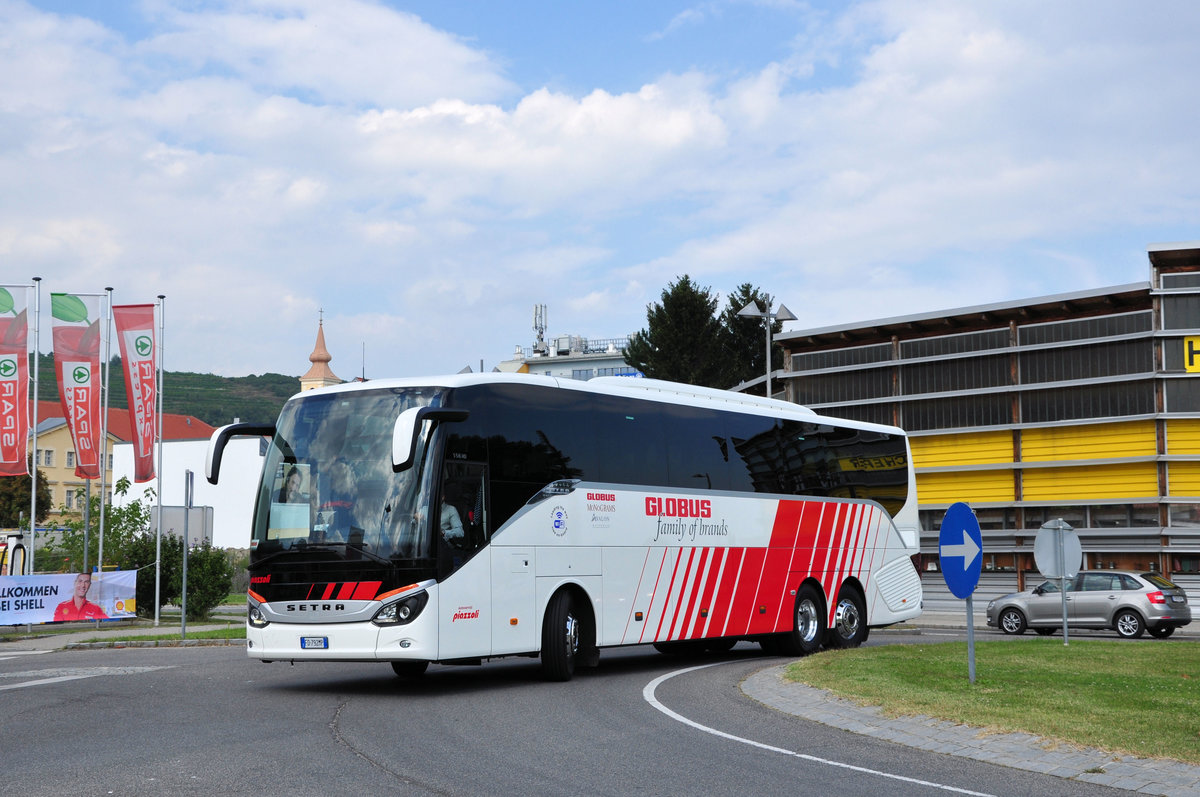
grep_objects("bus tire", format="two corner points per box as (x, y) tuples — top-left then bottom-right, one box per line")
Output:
(791, 583), (826, 655)
(826, 584), (868, 649)
(653, 640), (706, 656)
(390, 660), (429, 678)
(704, 637), (738, 653)
(541, 591), (580, 681)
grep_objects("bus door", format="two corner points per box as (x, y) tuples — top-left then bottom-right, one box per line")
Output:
(436, 461), (495, 659)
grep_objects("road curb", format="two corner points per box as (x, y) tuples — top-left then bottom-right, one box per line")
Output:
(64, 639), (248, 649)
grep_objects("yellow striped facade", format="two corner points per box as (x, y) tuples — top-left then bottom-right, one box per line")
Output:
(914, 421), (1165, 504)
(1166, 419), (1200, 455)
(1021, 420), (1156, 461)
(1022, 463), (1158, 501)
(909, 430), (1011, 468)
(917, 470), (1014, 504)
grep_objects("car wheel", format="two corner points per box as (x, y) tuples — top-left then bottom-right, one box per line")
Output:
(1147, 625), (1175, 639)
(1034, 627), (1056, 636)
(998, 607), (1027, 635)
(1114, 610), (1145, 639)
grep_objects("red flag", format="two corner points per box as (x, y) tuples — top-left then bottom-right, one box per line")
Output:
(113, 304), (157, 482)
(51, 293), (102, 479)
(0, 287), (30, 477)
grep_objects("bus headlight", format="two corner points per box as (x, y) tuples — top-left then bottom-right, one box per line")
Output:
(373, 591), (429, 627)
(248, 603), (269, 629)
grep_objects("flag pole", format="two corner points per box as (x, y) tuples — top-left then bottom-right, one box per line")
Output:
(154, 295), (165, 626)
(28, 277), (41, 575)
(97, 287), (113, 576)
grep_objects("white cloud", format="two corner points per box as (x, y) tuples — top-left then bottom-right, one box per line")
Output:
(3, 0), (1199, 379)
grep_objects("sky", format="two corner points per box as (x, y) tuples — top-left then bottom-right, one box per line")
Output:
(3, 0), (1199, 383)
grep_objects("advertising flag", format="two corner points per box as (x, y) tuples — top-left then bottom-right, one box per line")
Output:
(51, 293), (102, 479)
(113, 304), (157, 482)
(0, 287), (30, 477)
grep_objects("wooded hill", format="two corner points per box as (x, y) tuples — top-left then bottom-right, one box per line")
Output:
(33, 354), (298, 427)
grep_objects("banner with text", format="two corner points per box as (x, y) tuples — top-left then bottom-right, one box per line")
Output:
(51, 293), (102, 479)
(113, 304), (157, 482)
(0, 286), (30, 477)
(0, 570), (137, 625)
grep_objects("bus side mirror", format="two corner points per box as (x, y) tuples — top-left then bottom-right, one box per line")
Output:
(206, 422), (276, 485)
(392, 408), (469, 472)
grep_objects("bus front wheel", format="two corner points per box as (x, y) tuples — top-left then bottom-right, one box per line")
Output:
(390, 660), (429, 678)
(541, 591), (580, 681)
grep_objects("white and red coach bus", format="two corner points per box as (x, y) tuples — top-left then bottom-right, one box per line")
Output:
(206, 374), (923, 680)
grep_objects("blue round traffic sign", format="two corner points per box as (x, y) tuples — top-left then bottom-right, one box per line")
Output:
(939, 502), (983, 599)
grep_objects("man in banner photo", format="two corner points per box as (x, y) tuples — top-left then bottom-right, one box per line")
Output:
(51, 293), (102, 479)
(53, 572), (108, 621)
(0, 286), (30, 477)
(113, 304), (157, 482)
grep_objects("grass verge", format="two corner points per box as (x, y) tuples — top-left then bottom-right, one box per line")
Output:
(785, 639), (1200, 764)
(84, 626), (246, 643)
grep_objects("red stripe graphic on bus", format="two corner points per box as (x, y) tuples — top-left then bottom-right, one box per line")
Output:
(622, 548), (653, 642)
(730, 546), (767, 636)
(673, 547), (709, 640)
(713, 547), (746, 637)
(697, 547), (729, 638)
(639, 548), (673, 643)
(654, 547), (690, 642)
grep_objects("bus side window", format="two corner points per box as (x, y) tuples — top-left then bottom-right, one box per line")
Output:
(442, 461), (488, 551)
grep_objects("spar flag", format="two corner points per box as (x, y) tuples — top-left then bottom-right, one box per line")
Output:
(113, 304), (156, 482)
(0, 287), (30, 477)
(51, 293), (102, 479)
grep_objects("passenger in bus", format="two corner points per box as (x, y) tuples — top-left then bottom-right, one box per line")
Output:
(440, 497), (465, 542)
(315, 459), (356, 543)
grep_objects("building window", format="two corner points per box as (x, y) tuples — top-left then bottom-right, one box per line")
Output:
(1162, 294), (1200, 330)
(571, 369), (593, 381)
(42, 449), (53, 467)
(66, 451), (75, 469)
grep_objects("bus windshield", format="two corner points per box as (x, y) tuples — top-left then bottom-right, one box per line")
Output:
(251, 386), (445, 560)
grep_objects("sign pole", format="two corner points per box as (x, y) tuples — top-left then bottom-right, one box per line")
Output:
(965, 594), (976, 683)
(939, 502), (983, 684)
(1058, 521), (1070, 646)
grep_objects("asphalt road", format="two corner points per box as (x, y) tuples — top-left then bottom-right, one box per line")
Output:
(0, 631), (1145, 797)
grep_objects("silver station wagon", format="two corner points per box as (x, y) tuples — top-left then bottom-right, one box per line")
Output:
(985, 571), (1192, 639)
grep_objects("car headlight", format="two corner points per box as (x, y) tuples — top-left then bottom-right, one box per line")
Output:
(373, 590), (429, 627)
(248, 602), (269, 629)
(987, 600), (995, 611)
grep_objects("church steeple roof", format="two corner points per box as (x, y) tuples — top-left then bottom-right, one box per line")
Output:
(300, 318), (341, 390)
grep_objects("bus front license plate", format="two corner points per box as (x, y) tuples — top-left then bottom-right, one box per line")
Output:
(301, 636), (329, 650)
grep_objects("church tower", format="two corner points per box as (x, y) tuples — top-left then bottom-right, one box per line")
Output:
(299, 317), (341, 391)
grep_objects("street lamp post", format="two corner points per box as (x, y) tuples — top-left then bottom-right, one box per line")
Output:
(737, 297), (796, 399)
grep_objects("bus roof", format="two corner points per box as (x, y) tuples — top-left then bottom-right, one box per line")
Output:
(292, 373), (906, 437)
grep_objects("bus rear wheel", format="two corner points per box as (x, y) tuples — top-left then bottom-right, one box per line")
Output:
(826, 585), (868, 649)
(541, 591), (580, 681)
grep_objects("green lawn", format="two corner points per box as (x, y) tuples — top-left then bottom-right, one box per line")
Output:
(84, 626), (246, 643)
(785, 639), (1200, 764)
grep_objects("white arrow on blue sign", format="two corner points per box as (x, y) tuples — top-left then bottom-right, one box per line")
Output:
(939, 502), (983, 599)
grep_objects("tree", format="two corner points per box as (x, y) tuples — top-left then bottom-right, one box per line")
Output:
(127, 532), (234, 621)
(625, 275), (727, 387)
(0, 459), (52, 528)
(42, 477), (154, 573)
(719, 283), (787, 389)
